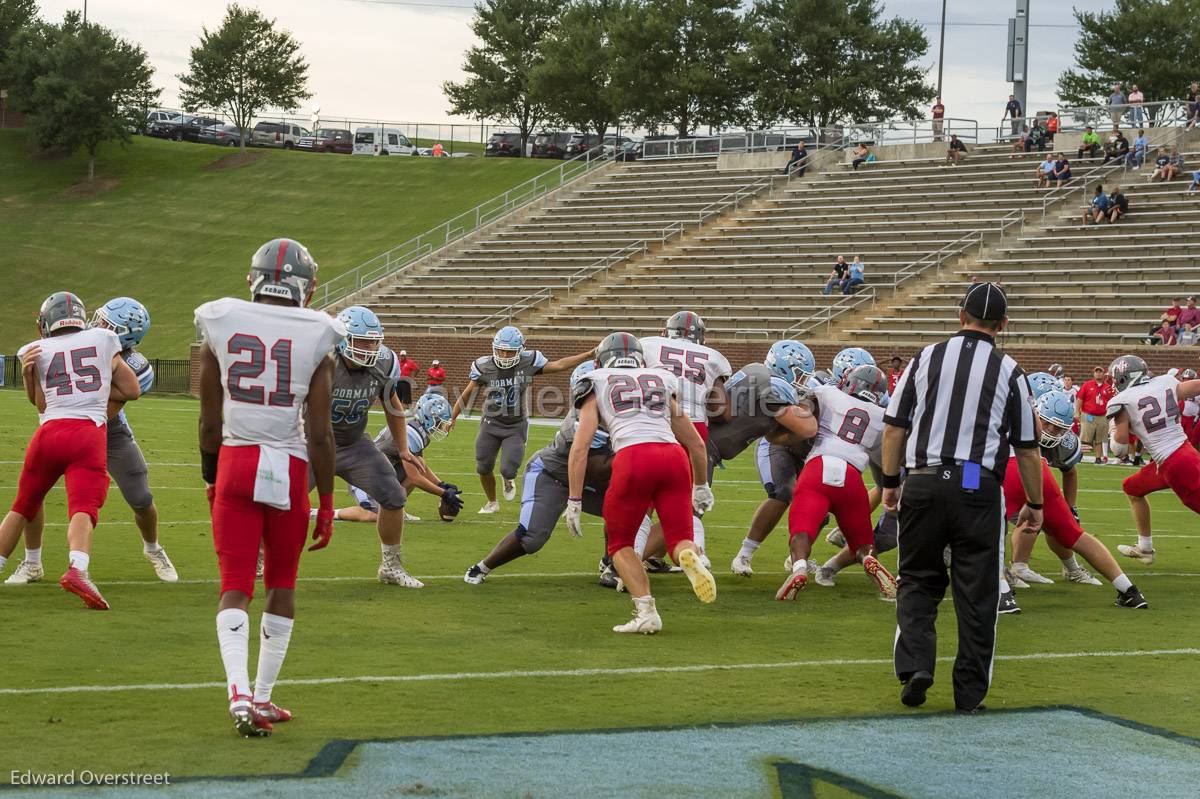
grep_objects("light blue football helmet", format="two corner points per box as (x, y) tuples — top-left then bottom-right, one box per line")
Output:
(92, 297), (150, 350)
(831, 347), (875, 383)
(336, 306), (385, 368)
(767, 375), (800, 406)
(492, 325), (525, 368)
(1036, 389), (1076, 447)
(416, 392), (453, 441)
(1027, 371), (1064, 399)
(764, 340), (816, 392)
(570, 360), (599, 389)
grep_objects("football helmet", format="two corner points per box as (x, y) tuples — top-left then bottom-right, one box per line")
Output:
(1047, 363), (1064, 378)
(1036, 389), (1075, 447)
(91, 297), (149, 349)
(336, 306), (385, 368)
(492, 325), (525, 369)
(1109, 355), (1150, 392)
(597, 332), (644, 369)
(416, 393), (453, 441)
(764, 340), (816, 392)
(810, 369), (835, 386)
(1027, 371), (1064, 399)
(665, 310), (706, 344)
(570, 360), (599, 389)
(1182, 368), (1197, 381)
(840, 364), (888, 405)
(249, 238), (318, 306)
(831, 347), (875, 382)
(37, 291), (87, 337)
(768, 375), (800, 406)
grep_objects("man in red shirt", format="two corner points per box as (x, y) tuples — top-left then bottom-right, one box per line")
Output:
(888, 356), (904, 393)
(1076, 366), (1117, 463)
(397, 350), (420, 379)
(426, 358), (446, 394)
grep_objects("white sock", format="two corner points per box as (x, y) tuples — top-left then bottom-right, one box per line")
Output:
(1113, 574), (1133, 592)
(1012, 561), (1029, 570)
(1059, 554), (1080, 571)
(215, 608), (251, 700)
(309, 509), (318, 519)
(1138, 535), (1154, 552)
(1000, 578), (1012, 593)
(24, 547), (42, 565)
(736, 538), (760, 560)
(142, 541), (161, 554)
(381, 543), (401, 558)
(634, 515), (653, 558)
(822, 556), (842, 574)
(692, 515), (706, 551)
(475, 560), (491, 575)
(1101, 441), (1110, 458)
(633, 594), (655, 612)
(253, 612), (294, 704)
(69, 550), (89, 572)
(792, 558), (808, 574)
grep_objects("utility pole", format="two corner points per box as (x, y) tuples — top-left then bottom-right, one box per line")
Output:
(83, 1), (88, 23)
(936, 0), (947, 101)
(1006, 0), (1030, 116)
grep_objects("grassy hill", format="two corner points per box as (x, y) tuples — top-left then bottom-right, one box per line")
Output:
(0, 131), (553, 356)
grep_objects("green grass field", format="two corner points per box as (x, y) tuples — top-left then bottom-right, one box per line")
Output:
(0, 131), (553, 358)
(1, 390), (1198, 797)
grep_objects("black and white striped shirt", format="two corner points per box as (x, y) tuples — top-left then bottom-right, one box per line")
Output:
(884, 330), (1037, 478)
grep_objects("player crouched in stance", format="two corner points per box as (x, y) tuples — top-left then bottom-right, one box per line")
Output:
(195, 238), (346, 737)
(567, 333), (715, 634)
(777, 365), (898, 602)
(1108, 355), (1200, 569)
(465, 362), (610, 584)
(0, 292), (141, 607)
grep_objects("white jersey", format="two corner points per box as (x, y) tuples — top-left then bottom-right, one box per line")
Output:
(578, 367), (681, 452)
(1107, 375), (1189, 465)
(195, 297), (346, 460)
(807, 384), (885, 473)
(18, 328), (122, 426)
(640, 336), (731, 424)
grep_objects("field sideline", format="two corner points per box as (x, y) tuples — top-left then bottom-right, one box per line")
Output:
(1, 391), (1198, 794)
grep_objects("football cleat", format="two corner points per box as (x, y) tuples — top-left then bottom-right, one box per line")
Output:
(678, 548), (716, 604)
(613, 603), (662, 634)
(1063, 566), (1102, 586)
(477, 500), (501, 515)
(1010, 563), (1054, 585)
(643, 556), (675, 573)
(1115, 584), (1149, 609)
(378, 552), (424, 587)
(502, 479), (517, 502)
(998, 591), (1021, 615)
(814, 566), (837, 587)
(230, 695), (272, 737)
(59, 568), (109, 610)
(404, 511), (421, 522)
(825, 527), (846, 548)
(1117, 543), (1156, 564)
(783, 555), (818, 575)
(863, 555), (897, 599)
(256, 549), (264, 578)
(252, 701), (292, 723)
(1004, 566), (1029, 590)
(776, 568), (807, 601)
(463, 565), (487, 585)
(144, 547), (179, 583)
(597, 561), (619, 589)
(4, 560), (44, 585)
(730, 553), (754, 577)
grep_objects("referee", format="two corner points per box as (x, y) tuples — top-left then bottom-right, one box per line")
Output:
(880, 281), (1044, 713)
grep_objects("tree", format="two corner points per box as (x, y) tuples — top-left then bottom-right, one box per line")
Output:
(531, 0), (622, 141)
(3, 11), (157, 181)
(1057, 0), (1196, 122)
(740, 0), (932, 130)
(0, 0), (38, 75)
(178, 3), (309, 152)
(444, 0), (560, 156)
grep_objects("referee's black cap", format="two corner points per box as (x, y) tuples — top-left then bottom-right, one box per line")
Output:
(961, 282), (1008, 321)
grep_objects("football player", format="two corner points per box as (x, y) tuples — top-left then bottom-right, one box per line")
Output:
(831, 346), (875, 382)
(448, 326), (593, 513)
(464, 361), (612, 584)
(1181, 368), (1200, 447)
(195, 238), (346, 737)
(1107, 355), (1200, 567)
(0, 292), (141, 608)
(777, 365), (898, 601)
(359, 393), (463, 519)
(567, 333), (716, 634)
(5, 297), (179, 586)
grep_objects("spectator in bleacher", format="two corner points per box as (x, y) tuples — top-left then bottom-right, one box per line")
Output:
(783, 140), (808, 176)
(1163, 298), (1184, 329)
(841, 256), (866, 294)
(1109, 84), (1127, 127)
(1178, 297), (1200, 329)
(1127, 129), (1148, 168)
(1103, 130), (1129, 165)
(1029, 119), (1048, 152)
(1051, 153), (1072, 187)
(1188, 82), (1200, 130)
(1187, 170), (1200, 194)
(932, 98), (945, 140)
(1107, 186), (1128, 222)
(1036, 153), (1057, 188)
(888, 357), (904, 393)
(1077, 126), (1101, 160)
(1150, 147), (1171, 181)
(850, 142), (872, 170)
(1003, 94), (1023, 136)
(1083, 184), (1110, 225)
(1167, 146), (1185, 181)
(1046, 112), (1059, 140)
(1009, 125), (1033, 156)
(1128, 85), (1145, 126)
(1179, 324), (1199, 346)
(1154, 320), (1178, 345)
(946, 134), (968, 165)
(823, 255), (849, 295)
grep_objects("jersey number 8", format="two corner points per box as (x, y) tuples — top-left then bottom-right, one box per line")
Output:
(836, 408), (871, 444)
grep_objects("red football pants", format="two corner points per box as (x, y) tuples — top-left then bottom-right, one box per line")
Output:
(211, 445), (311, 597)
(604, 442), (694, 557)
(11, 419), (108, 525)
(1123, 445), (1200, 513)
(1002, 457), (1083, 548)
(788, 456), (874, 551)
(692, 421), (709, 444)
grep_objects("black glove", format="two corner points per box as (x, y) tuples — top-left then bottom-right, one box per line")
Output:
(442, 487), (464, 511)
(438, 481), (460, 494)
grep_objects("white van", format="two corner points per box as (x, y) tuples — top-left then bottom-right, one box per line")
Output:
(353, 126), (417, 156)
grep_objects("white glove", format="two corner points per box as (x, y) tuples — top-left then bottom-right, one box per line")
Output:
(565, 498), (583, 538)
(692, 484), (715, 515)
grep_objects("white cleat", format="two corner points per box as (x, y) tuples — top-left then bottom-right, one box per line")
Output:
(502, 479), (517, 501)
(1010, 563), (1054, 585)
(699, 552), (712, 570)
(4, 560), (44, 585)
(1004, 566), (1029, 590)
(1117, 544), (1156, 565)
(783, 555), (818, 575)
(1063, 566), (1102, 586)
(863, 555), (897, 600)
(730, 554), (754, 577)
(613, 600), (662, 634)
(378, 552), (424, 588)
(814, 566), (836, 587)
(256, 550), (264, 579)
(463, 565), (487, 585)
(679, 548), (717, 604)
(477, 500), (501, 515)
(144, 548), (179, 583)
(825, 527), (846, 548)
(404, 511), (421, 522)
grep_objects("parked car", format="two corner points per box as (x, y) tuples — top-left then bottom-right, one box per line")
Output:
(415, 147), (449, 157)
(197, 123), (245, 147)
(484, 132), (523, 157)
(252, 121), (310, 149)
(297, 128), (353, 154)
(530, 131), (575, 159)
(562, 133), (603, 158)
(614, 139), (643, 161)
(602, 134), (635, 155)
(148, 114), (222, 141)
(129, 109), (179, 134)
(352, 126), (416, 156)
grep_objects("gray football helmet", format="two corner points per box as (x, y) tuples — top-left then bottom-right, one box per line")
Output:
(38, 291), (88, 337)
(1108, 355), (1151, 392)
(249, 238), (318, 306)
(665, 310), (705, 344)
(840, 364), (888, 405)
(597, 332), (644, 369)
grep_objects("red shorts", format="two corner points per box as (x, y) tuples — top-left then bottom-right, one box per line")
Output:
(1182, 416), (1200, 448)
(692, 421), (709, 444)
(788, 456), (874, 551)
(603, 442), (693, 557)
(211, 445), (311, 597)
(1002, 457), (1083, 548)
(1122, 445), (1200, 514)
(12, 419), (108, 525)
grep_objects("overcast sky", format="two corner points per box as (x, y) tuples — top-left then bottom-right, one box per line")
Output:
(40, 0), (1115, 130)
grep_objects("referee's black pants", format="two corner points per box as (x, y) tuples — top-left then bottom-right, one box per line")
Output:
(893, 467), (1004, 711)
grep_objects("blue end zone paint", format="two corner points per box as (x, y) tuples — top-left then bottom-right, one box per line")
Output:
(9, 707), (1200, 798)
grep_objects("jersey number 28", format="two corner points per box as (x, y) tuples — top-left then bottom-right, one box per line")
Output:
(227, 335), (296, 407)
(609, 374), (668, 413)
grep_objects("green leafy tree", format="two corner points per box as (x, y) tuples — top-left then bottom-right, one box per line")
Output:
(1057, 0), (1196, 122)
(531, 0), (621, 141)
(3, 11), (157, 181)
(178, 3), (310, 152)
(444, 0), (560, 156)
(0, 0), (38, 75)
(740, 0), (932, 130)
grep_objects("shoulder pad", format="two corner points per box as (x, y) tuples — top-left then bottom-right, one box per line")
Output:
(572, 374), (597, 408)
(1059, 434), (1083, 469)
(123, 350), (150, 372)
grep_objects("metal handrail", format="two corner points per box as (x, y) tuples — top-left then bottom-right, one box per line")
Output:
(1037, 134), (1171, 222)
(314, 148), (612, 309)
(783, 287), (878, 338)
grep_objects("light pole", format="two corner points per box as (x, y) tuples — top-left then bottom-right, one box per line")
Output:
(83, 1), (87, 23)
(936, 0), (946, 102)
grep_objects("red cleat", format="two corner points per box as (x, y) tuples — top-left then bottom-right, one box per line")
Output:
(863, 555), (898, 600)
(59, 567), (109, 610)
(775, 570), (807, 601)
(253, 701), (292, 723)
(230, 695), (272, 737)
